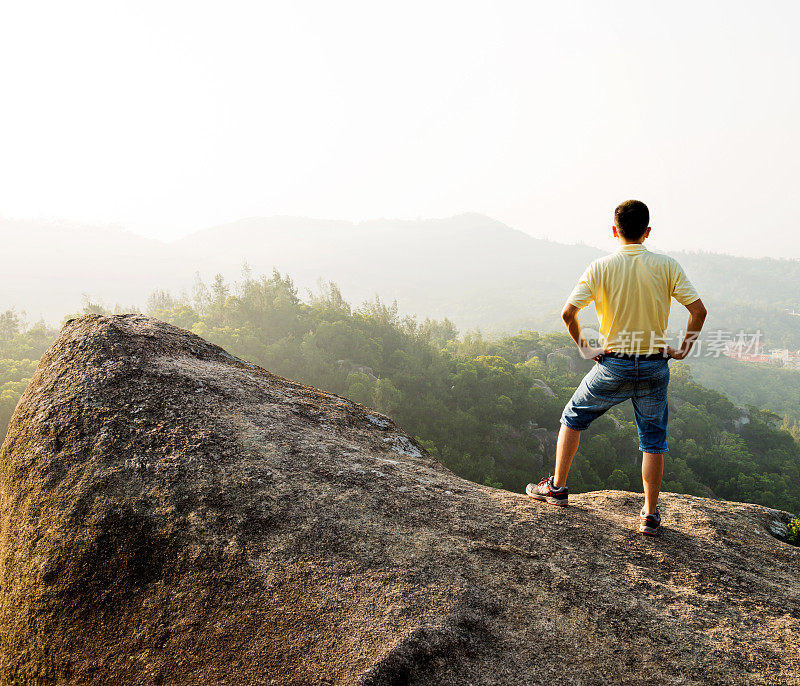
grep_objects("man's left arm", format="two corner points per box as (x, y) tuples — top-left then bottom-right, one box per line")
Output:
(562, 303), (606, 361)
(563, 263), (605, 361)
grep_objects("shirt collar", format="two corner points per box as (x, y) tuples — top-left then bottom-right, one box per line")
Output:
(618, 243), (647, 254)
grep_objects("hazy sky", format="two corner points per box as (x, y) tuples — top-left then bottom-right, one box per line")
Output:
(1, 1), (798, 257)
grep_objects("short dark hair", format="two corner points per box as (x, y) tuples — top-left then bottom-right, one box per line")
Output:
(614, 200), (649, 241)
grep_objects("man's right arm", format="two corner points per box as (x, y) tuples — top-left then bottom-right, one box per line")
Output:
(666, 259), (706, 360)
(666, 298), (707, 360)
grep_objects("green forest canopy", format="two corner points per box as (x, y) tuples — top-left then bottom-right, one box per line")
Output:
(1, 271), (799, 515)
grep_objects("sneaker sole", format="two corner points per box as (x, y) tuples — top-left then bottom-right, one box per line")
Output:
(526, 492), (569, 507)
(638, 524), (661, 536)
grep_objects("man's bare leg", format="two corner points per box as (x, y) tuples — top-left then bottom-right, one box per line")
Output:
(553, 424), (581, 488)
(642, 452), (663, 514)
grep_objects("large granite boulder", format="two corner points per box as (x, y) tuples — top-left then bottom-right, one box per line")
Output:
(0, 315), (798, 684)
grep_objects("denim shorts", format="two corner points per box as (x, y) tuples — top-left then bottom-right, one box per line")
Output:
(560, 354), (670, 453)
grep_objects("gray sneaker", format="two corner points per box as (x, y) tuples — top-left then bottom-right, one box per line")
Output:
(526, 476), (569, 506)
(638, 507), (662, 536)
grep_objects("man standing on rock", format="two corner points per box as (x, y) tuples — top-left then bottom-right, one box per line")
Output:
(526, 200), (707, 536)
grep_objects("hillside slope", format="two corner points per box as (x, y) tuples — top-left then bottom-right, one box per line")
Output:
(4, 214), (798, 343)
(0, 315), (798, 685)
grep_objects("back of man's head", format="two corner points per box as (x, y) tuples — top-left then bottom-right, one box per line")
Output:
(614, 200), (650, 241)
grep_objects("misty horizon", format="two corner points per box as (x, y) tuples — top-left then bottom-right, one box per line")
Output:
(2, 210), (799, 262)
(2, 213), (798, 350)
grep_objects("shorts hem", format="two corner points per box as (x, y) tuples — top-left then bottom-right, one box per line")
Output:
(560, 417), (589, 431)
(639, 445), (669, 454)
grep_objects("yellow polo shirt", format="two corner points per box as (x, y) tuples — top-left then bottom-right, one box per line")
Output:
(567, 244), (700, 354)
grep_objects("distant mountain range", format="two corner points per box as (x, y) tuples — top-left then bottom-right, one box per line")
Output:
(2, 213), (799, 343)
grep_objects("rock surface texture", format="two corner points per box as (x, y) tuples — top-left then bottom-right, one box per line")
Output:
(1, 315), (798, 685)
